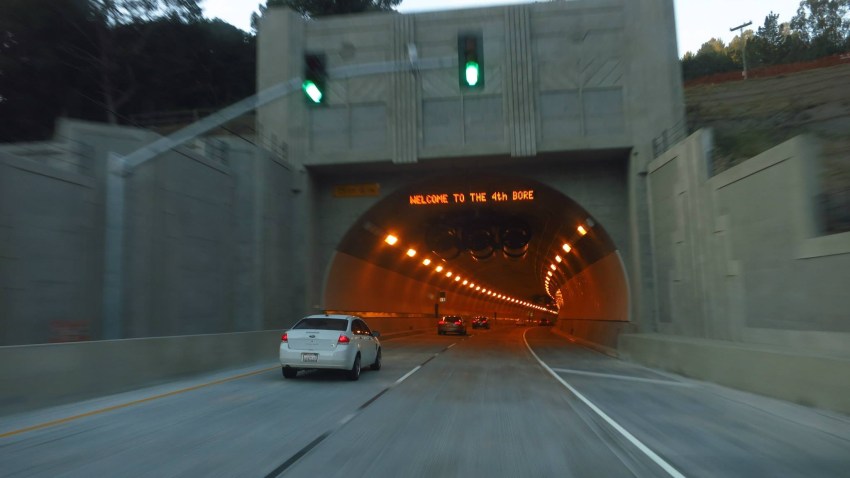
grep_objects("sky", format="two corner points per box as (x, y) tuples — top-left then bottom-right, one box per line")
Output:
(202, 0), (805, 57)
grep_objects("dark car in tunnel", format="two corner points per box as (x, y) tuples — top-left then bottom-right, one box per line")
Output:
(437, 316), (467, 335)
(472, 316), (490, 329)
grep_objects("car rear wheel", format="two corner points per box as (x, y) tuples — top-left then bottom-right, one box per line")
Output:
(348, 354), (361, 381)
(282, 367), (297, 379)
(371, 349), (382, 371)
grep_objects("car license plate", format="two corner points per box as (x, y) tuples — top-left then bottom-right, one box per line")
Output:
(302, 353), (318, 362)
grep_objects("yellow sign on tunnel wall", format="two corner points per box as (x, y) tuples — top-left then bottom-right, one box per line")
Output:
(333, 183), (380, 197)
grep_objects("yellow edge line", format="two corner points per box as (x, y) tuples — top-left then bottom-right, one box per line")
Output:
(0, 365), (279, 439)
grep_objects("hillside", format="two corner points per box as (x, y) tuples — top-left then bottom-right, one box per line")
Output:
(685, 62), (850, 233)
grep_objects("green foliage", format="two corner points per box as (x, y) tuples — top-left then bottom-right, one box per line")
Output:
(681, 1), (850, 81)
(0, 0), (254, 142)
(0, 0), (101, 141)
(252, 0), (401, 31)
(272, 0), (401, 18)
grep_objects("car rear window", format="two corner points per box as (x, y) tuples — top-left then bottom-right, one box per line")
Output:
(444, 316), (462, 322)
(292, 318), (348, 331)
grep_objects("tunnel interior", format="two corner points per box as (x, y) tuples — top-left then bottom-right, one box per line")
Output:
(324, 173), (630, 322)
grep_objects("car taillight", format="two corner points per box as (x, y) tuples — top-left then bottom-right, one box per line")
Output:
(455, 320), (462, 325)
(438, 320), (445, 324)
(338, 334), (350, 344)
(281, 332), (288, 342)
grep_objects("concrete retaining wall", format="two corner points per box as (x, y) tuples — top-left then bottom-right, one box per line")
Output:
(620, 333), (850, 415)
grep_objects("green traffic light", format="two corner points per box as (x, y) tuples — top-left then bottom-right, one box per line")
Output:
(465, 61), (480, 87)
(302, 80), (323, 103)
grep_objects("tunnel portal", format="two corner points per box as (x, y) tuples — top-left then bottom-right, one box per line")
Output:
(325, 174), (630, 322)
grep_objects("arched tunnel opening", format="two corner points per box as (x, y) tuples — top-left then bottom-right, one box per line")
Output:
(323, 175), (630, 324)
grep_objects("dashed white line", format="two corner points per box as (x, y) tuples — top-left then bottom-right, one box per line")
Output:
(523, 330), (687, 478)
(394, 365), (422, 385)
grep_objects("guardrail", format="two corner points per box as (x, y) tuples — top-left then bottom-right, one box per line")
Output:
(652, 121), (689, 158)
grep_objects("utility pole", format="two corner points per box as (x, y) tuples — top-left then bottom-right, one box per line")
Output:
(729, 21), (753, 79)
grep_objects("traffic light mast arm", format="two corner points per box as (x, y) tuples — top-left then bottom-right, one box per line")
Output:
(119, 55), (455, 174)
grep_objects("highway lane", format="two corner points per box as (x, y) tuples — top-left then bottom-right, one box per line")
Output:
(1, 325), (849, 477)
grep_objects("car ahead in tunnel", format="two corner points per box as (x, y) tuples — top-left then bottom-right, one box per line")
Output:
(538, 318), (553, 326)
(515, 317), (532, 326)
(471, 316), (490, 329)
(280, 314), (381, 381)
(437, 316), (467, 335)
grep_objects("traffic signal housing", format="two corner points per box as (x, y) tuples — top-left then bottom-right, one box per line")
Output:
(458, 33), (484, 90)
(302, 54), (327, 104)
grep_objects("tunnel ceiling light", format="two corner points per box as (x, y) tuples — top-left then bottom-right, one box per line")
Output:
(446, 271), (453, 277)
(435, 265), (444, 272)
(476, 286), (481, 291)
(469, 283), (474, 288)
(555, 255), (562, 263)
(406, 249), (417, 257)
(547, 271), (553, 277)
(463, 280), (468, 285)
(455, 276), (461, 282)
(562, 243), (572, 253)
(422, 258), (431, 266)
(578, 225), (587, 236)
(550, 264), (556, 271)
(385, 234), (399, 245)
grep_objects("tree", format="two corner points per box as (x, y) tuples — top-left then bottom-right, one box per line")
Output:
(253, 0), (401, 29)
(725, 29), (755, 66)
(80, 0), (203, 123)
(1, 0), (256, 142)
(749, 12), (783, 66)
(681, 38), (739, 81)
(791, 0), (850, 52)
(0, 0), (100, 141)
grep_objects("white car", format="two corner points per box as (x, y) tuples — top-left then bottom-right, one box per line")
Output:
(280, 314), (381, 380)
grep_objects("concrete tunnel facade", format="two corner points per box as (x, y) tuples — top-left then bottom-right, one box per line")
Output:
(257, 0), (685, 329)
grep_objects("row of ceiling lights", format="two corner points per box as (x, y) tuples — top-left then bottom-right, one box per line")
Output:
(543, 223), (591, 301)
(384, 233), (555, 314)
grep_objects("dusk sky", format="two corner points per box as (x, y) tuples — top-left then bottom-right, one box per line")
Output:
(202, 0), (804, 57)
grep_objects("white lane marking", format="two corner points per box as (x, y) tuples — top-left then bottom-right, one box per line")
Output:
(447, 343), (456, 349)
(338, 413), (357, 426)
(551, 368), (695, 387)
(394, 365), (422, 385)
(523, 330), (687, 478)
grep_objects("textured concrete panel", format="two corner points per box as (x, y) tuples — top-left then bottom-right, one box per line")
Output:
(0, 154), (99, 346)
(464, 95), (504, 144)
(539, 90), (582, 140)
(583, 88), (625, 136)
(423, 98), (463, 147)
(309, 106), (349, 152)
(351, 104), (387, 151)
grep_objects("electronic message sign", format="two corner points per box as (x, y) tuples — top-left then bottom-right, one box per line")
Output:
(409, 190), (534, 206)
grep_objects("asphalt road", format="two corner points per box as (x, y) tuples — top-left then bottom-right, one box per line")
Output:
(1, 325), (849, 477)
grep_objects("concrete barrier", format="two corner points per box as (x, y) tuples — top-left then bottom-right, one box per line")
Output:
(0, 316), (436, 416)
(619, 333), (850, 415)
(0, 331), (284, 416)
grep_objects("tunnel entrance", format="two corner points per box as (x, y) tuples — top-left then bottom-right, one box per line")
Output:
(323, 174), (630, 323)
